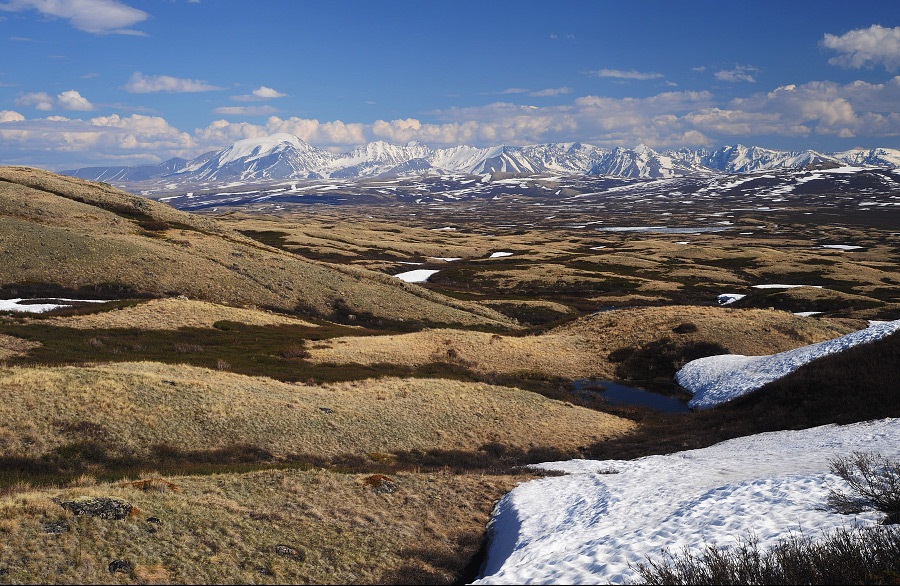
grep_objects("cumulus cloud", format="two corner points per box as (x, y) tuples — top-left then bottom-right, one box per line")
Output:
(56, 90), (93, 110)
(822, 25), (900, 71)
(4, 76), (900, 167)
(0, 110), (25, 122)
(714, 65), (760, 83)
(589, 69), (664, 80)
(0, 112), (194, 167)
(0, 0), (148, 35)
(232, 85), (289, 102)
(123, 72), (224, 93)
(15, 91), (54, 111)
(15, 90), (93, 111)
(729, 77), (900, 138)
(212, 105), (280, 116)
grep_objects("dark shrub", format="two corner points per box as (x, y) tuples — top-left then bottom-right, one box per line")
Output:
(672, 323), (698, 334)
(635, 527), (900, 585)
(827, 452), (900, 524)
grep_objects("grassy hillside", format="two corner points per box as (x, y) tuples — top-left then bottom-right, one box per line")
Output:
(0, 361), (633, 475)
(0, 468), (524, 584)
(0, 167), (512, 327)
(306, 306), (856, 381)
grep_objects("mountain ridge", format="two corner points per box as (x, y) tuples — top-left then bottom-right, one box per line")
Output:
(61, 135), (900, 186)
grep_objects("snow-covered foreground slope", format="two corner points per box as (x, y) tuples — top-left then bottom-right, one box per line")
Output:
(677, 319), (900, 409)
(474, 418), (900, 585)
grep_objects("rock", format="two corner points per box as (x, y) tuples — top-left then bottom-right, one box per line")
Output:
(41, 520), (69, 535)
(364, 474), (399, 494)
(273, 544), (305, 562)
(146, 516), (162, 533)
(108, 559), (133, 575)
(57, 497), (133, 520)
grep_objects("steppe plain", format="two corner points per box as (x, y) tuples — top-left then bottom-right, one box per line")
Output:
(0, 166), (898, 583)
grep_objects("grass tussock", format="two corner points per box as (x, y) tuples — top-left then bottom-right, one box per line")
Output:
(0, 467), (523, 584)
(0, 334), (41, 360)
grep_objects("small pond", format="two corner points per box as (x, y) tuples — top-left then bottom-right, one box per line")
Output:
(572, 379), (692, 413)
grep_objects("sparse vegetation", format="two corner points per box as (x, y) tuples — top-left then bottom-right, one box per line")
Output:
(634, 527), (900, 585)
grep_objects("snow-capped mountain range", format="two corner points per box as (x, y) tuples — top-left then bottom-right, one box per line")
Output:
(62, 133), (900, 185)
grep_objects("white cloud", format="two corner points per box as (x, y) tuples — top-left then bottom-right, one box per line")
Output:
(589, 69), (664, 80)
(530, 87), (572, 97)
(14, 90), (93, 111)
(730, 77), (900, 138)
(822, 25), (900, 71)
(487, 87), (571, 97)
(123, 72), (224, 93)
(251, 86), (286, 99)
(714, 65), (760, 83)
(0, 110), (25, 122)
(0, 113), (194, 167)
(56, 89), (93, 111)
(0, 0), (148, 35)
(212, 105), (280, 116)
(232, 85), (288, 101)
(15, 91), (54, 110)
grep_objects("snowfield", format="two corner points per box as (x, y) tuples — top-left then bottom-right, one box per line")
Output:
(677, 319), (900, 409)
(473, 418), (900, 585)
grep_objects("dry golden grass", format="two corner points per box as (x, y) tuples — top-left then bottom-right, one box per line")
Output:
(0, 467), (524, 584)
(307, 306), (857, 380)
(479, 299), (574, 315)
(42, 298), (317, 330)
(561, 305), (856, 364)
(0, 334), (40, 360)
(0, 361), (633, 459)
(0, 167), (513, 327)
(220, 212), (536, 262)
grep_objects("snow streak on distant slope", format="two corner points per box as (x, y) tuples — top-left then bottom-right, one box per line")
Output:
(677, 319), (900, 409)
(61, 135), (900, 185)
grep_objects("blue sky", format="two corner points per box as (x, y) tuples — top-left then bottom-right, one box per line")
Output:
(0, 0), (898, 169)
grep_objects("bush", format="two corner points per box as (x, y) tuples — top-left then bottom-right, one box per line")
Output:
(634, 527), (900, 585)
(827, 452), (900, 524)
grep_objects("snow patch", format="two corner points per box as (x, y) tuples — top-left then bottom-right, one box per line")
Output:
(0, 298), (109, 314)
(752, 284), (823, 289)
(677, 319), (900, 409)
(393, 269), (439, 283)
(717, 293), (746, 305)
(821, 244), (863, 251)
(475, 418), (900, 585)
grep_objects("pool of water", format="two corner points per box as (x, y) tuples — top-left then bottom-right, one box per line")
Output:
(572, 379), (691, 413)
